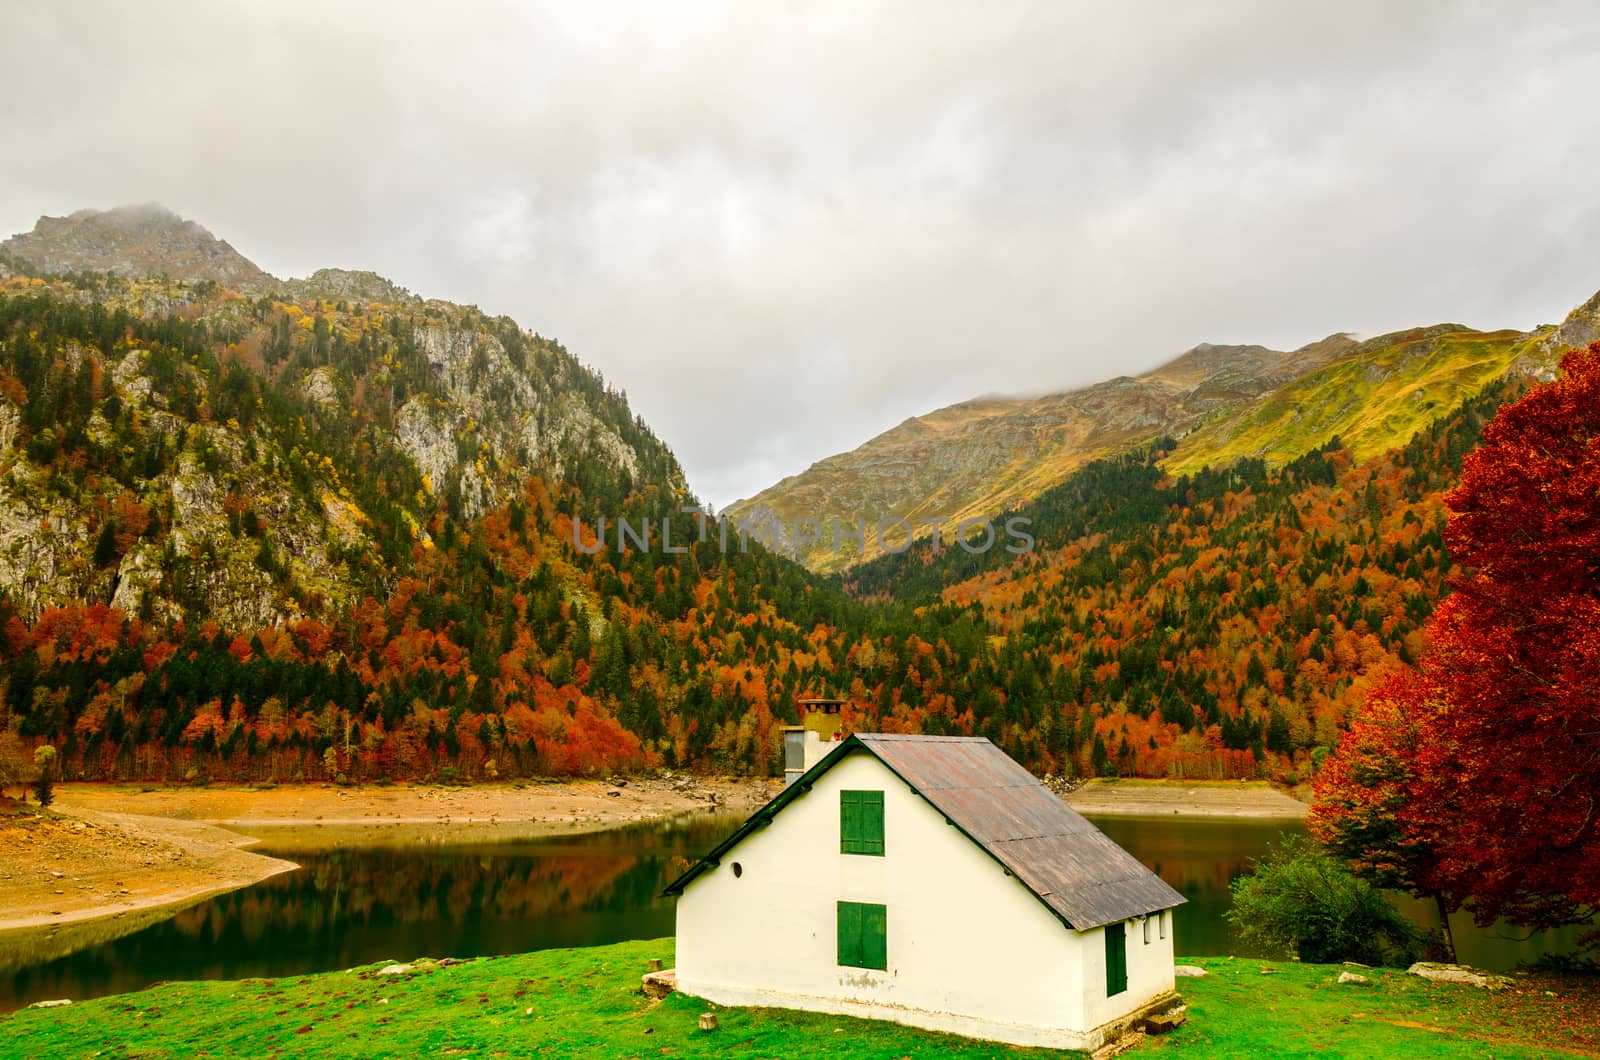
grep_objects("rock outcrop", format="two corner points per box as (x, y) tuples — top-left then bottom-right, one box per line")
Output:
(1, 205), (277, 295)
(0, 206), (684, 627)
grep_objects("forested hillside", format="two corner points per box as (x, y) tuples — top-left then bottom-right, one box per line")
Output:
(840, 377), (1528, 781)
(0, 206), (1578, 788)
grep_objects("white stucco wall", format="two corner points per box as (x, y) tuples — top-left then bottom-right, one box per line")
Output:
(674, 751), (1177, 1050)
(1082, 913), (1178, 1030)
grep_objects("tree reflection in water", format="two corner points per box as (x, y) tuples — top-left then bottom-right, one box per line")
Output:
(0, 813), (742, 1012)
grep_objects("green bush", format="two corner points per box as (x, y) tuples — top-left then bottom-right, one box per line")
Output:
(1227, 837), (1426, 966)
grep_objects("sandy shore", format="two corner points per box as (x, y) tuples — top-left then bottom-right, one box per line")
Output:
(1065, 778), (1309, 818)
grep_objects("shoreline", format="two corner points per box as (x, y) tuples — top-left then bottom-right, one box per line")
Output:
(0, 808), (298, 938)
(1, 776), (779, 938)
(1065, 778), (1309, 818)
(1, 773), (1302, 942)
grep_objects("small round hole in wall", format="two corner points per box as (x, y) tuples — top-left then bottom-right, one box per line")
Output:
(732, 862), (743, 878)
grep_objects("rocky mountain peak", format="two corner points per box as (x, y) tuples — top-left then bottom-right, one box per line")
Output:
(2, 203), (279, 295)
(285, 268), (418, 305)
(1539, 287), (1600, 357)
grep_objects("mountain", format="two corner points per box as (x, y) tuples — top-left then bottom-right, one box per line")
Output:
(831, 377), (1540, 781)
(729, 297), (1596, 572)
(0, 204), (985, 785)
(0, 202), (1593, 793)
(1, 205), (278, 295)
(0, 206), (681, 630)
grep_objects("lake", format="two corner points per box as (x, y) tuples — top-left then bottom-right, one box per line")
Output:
(0, 810), (1577, 1012)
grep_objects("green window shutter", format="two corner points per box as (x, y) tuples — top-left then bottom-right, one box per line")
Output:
(863, 792), (883, 855)
(837, 901), (862, 967)
(862, 902), (887, 970)
(1105, 921), (1128, 996)
(838, 900), (887, 971)
(840, 790), (884, 856)
(840, 791), (859, 851)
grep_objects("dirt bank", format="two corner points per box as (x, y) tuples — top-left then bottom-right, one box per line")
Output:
(0, 805), (296, 937)
(53, 775), (780, 830)
(1064, 778), (1309, 818)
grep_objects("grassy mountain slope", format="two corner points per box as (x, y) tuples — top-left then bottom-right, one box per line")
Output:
(1, 205), (277, 295)
(1161, 325), (1550, 475)
(730, 295), (1597, 573)
(726, 337), (1357, 572)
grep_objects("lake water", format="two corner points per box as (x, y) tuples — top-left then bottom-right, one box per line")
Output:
(0, 810), (1578, 1012)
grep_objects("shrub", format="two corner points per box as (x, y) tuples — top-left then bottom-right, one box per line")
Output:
(33, 744), (57, 808)
(1227, 837), (1426, 966)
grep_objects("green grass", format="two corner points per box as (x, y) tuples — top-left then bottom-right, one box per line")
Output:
(1163, 327), (1546, 477)
(2, 941), (1595, 1059)
(1150, 957), (1599, 1058)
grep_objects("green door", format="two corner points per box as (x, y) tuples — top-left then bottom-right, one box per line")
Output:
(1105, 921), (1127, 996)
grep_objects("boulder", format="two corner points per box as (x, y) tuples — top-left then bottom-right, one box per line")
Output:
(1174, 965), (1208, 978)
(376, 963), (416, 976)
(1337, 971), (1370, 985)
(1406, 962), (1512, 991)
(28, 999), (71, 1009)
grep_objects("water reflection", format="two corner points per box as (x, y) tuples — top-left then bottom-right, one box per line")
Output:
(1090, 814), (1581, 971)
(0, 813), (741, 1012)
(1089, 814), (1300, 959)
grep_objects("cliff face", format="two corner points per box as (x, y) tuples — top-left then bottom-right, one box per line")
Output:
(730, 289), (1600, 573)
(0, 207), (683, 629)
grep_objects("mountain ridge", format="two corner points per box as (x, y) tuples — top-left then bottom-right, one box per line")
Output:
(1, 204), (424, 307)
(727, 300), (1589, 572)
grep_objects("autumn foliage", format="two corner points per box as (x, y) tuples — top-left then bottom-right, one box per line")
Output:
(1317, 343), (1600, 934)
(0, 272), (1550, 798)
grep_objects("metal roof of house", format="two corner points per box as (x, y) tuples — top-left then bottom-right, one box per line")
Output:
(663, 733), (1185, 931)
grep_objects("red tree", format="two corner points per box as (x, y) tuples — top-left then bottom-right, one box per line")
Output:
(1408, 343), (1600, 930)
(1310, 670), (1462, 958)
(1324, 343), (1600, 934)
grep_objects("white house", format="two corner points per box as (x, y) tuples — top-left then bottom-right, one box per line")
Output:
(664, 732), (1186, 1052)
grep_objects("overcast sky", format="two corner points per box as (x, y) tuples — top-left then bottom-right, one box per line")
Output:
(5, 2), (1600, 507)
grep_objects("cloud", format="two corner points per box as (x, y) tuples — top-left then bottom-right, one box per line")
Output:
(5, 1), (1600, 506)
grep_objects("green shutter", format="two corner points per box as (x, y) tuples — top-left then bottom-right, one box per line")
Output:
(838, 901), (887, 971)
(862, 902), (887, 969)
(837, 901), (862, 967)
(840, 790), (884, 856)
(1105, 921), (1128, 996)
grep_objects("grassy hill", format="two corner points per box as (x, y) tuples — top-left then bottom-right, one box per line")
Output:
(2, 938), (1593, 1058)
(727, 292), (1598, 573)
(1161, 325), (1551, 476)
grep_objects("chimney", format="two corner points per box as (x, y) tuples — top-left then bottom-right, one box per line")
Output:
(782, 698), (845, 787)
